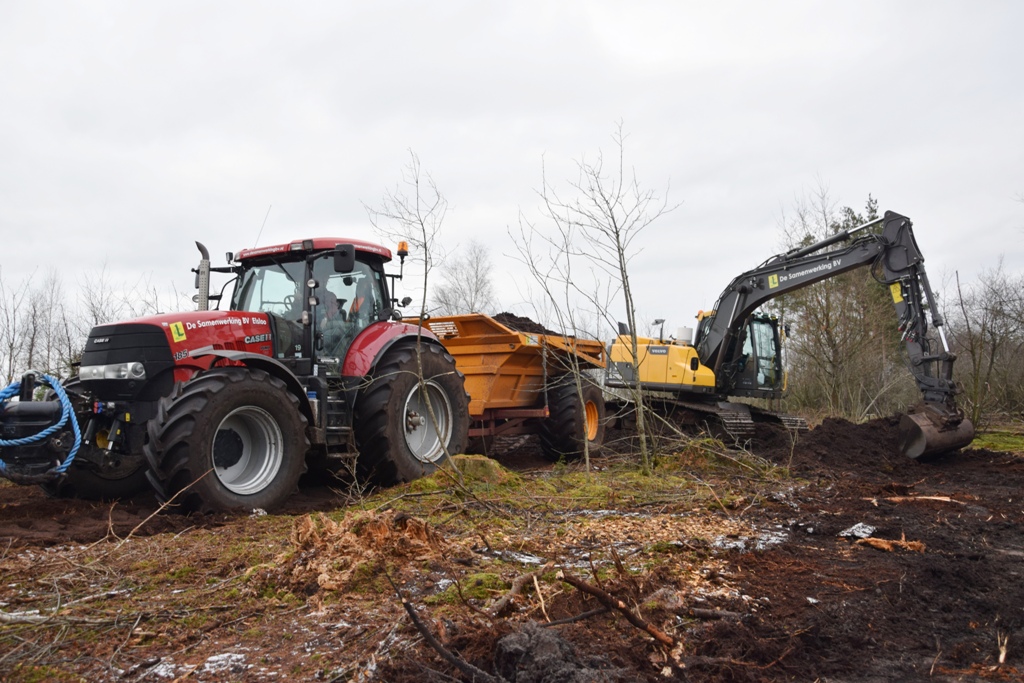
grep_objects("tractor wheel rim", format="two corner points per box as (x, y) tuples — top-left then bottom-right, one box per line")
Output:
(212, 406), (284, 495)
(403, 380), (452, 463)
(584, 400), (600, 441)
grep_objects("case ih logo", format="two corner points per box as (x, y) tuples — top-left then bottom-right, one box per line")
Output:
(244, 333), (272, 344)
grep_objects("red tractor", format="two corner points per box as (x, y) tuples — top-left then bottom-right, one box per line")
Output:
(0, 238), (469, 511)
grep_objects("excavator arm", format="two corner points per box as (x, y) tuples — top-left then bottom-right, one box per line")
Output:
(696, 210), (973, 458)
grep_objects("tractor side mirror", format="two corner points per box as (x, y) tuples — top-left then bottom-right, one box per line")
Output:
(334, 244), (356, 273)
(400, 296), (412, 307)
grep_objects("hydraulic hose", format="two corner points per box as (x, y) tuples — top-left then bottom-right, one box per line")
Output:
(0, 372), (81, 479)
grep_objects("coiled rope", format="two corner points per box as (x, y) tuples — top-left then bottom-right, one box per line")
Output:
(0, 372), (81, 479)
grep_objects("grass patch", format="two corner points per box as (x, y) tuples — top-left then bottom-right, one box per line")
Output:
(426, 572), (508, 605)
(8, 664), (86, 683)
(972, 430), (1024, 453)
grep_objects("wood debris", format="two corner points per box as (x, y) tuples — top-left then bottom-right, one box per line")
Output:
(855, 533), (925, 553)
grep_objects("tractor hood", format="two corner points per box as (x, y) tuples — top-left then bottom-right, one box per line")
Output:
(80, 311), (281, 400)
(127, 310), (279, 362)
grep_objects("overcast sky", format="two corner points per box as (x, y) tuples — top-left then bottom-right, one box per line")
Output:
(1, 1), (1021, 337)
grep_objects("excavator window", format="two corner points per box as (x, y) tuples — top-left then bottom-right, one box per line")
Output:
(750, 317), (780, 390)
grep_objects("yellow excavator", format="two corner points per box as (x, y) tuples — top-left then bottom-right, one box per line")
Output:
(606, 210), (975, 459)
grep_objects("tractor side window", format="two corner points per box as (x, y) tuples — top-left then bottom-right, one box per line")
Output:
(312, 257), (386, 359)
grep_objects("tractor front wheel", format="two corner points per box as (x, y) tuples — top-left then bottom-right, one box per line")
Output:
(143, 367), (308, 512)
(354, 344), (469, 483)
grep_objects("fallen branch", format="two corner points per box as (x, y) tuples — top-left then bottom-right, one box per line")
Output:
(863, 495), (965, 506)
(487, 565), (551, 618)
(533, 575), (549, 622)
(542, 606), (610, 627)
(0, 609), (115, 625)
(558, 570), (674, 647)
(689, 608), (743, 621)
(856, 533), (925, 553)
(382, 566), (507, 683)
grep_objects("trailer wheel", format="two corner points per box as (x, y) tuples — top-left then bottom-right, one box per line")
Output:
(354, 344), (469, 484)
(143, 367), (308, 512)
(538, 376), (606, 461)
(40, 378), (150, 501)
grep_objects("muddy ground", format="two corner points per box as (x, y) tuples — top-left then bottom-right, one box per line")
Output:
(1, 418), (1023, 682)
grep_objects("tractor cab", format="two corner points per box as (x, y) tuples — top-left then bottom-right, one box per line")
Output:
(227, 239), (402, 377)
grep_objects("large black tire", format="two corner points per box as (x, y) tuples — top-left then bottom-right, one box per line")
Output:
(143, 367), (309, 512)
(538, 376), (607, 462)
(40, 377), (151, 501)
(41, 449), (151, 501)
(353, 344), (469, 484)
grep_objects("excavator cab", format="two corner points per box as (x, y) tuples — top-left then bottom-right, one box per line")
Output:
(711, 313), (784, 398)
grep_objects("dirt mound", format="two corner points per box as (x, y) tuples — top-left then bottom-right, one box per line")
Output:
(493, 312), (559, 336)
(756, 415), (905, 471)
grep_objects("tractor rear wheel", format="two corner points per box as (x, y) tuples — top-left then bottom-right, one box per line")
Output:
(143, 367), (308, 512)
(354, 344), (469, 484)
(538, 375), (606, 462)
(40, 377), (150, 500)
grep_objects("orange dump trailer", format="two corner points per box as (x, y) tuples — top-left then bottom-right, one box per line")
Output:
(422, 314), (607, 459)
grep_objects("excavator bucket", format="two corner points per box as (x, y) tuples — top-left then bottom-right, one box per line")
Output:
(898, 405), (975, 459)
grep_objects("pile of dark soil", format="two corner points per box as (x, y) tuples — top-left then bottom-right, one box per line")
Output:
(493, 312), (560, 336)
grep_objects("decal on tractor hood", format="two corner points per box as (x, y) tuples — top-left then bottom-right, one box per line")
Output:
(134, 311), (279, 366)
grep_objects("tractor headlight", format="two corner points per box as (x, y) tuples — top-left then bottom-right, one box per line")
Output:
(80, 362), (147, 381)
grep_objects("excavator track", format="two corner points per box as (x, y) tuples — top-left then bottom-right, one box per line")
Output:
(659, 399), (808, 443)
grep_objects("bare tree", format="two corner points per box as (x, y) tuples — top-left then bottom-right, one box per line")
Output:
(365, 150), (460, 464)
(510, 208), (614, 471)
(512, 123), (677, 475)
(431, 240), (497, 315)
(0, 268), (31, 384)
(365, 152), (448, 320)
(773, 188), (917, 420)
(948, 261), (1024, 426)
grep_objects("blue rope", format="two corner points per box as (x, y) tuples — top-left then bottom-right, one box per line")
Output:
(0, 373), (82, 478)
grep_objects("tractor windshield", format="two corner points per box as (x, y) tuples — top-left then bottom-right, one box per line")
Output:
(233, 259), (305, 317)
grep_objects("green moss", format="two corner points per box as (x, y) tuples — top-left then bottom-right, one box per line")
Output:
(972, 430), (1024, 453)
(649, 540), (686, 554)
(167, 566), (196, 581)
(451, 455), (516, 485)
(8, 664), (86, 683)
(425, 572), (508, 605)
